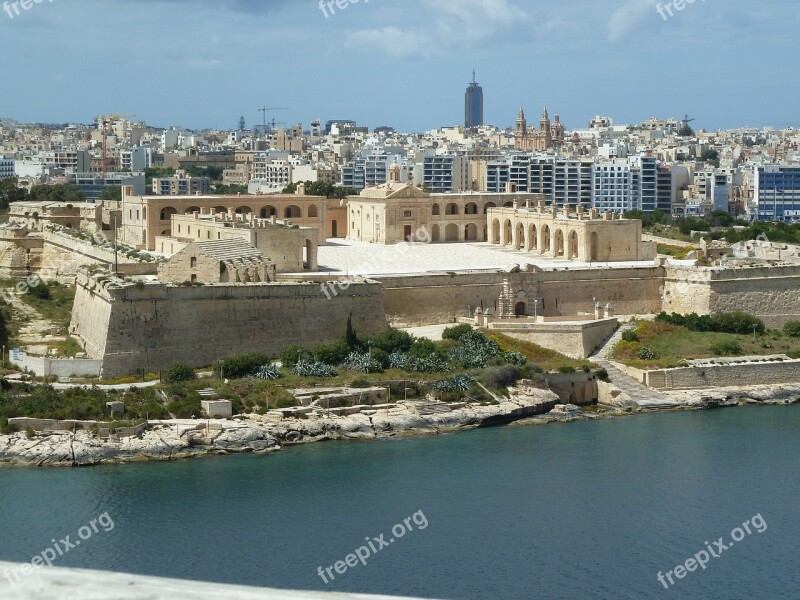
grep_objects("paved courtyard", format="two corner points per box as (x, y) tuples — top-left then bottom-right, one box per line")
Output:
(312, 239), (655, 276)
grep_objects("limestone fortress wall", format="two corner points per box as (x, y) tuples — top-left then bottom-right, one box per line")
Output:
(663, 264), (800, 328)
(376, 267), (666, 327)
(69, 262), (800, 377)
(70, 272), (388, 377)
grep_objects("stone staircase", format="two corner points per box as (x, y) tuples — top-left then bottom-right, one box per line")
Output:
(591, 323), (678, 408)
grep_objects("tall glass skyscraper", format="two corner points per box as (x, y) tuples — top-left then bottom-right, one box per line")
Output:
(465, 70), (483, 129)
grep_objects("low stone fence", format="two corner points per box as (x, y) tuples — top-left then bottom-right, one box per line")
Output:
(8, 418), (147, 438)
(8, 418), (95, 432)
(9, 350), (102, 377)
(644, 360), (800, 390)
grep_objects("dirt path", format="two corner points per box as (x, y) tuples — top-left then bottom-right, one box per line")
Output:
(1, 287), (66, 355)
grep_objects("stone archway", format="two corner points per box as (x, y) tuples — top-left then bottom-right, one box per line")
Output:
(515, 301), (526, 317)
(528, 224), (538, 251)
(590, 231), (599, 261)
(568, 231), (579, 259)
(445, 223), (459, 242)
(541, 224), (551, 253)
(432, 224), (441, 242)
(515, 223), (525, 250)
(503, 219), (513, 246)
(465, 223), (478, 241)
(491, 219), (500, 244)
(555, 229), (565, 257)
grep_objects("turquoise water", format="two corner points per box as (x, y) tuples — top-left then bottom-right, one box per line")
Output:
(1, 406), (799, 599)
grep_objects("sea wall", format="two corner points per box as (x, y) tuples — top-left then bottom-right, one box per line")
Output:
(644, 360), (800, 390)
(70, 273), (389, 377)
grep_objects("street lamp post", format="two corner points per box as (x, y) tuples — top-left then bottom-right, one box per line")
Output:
(533, 299), (538, 321)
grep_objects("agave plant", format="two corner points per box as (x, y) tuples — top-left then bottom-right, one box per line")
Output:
(343, 351), (383, 374)
(291, 358), (338, 378)
(254, 364), (283, 380)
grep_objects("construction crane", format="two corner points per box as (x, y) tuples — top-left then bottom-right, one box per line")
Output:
(258, 106), (287, 128)
(94, 113), (134, 179)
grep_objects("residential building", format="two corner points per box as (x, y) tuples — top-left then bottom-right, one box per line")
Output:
(120, 147), (152, 172)
(423, 155), (469, 193)
(0, 155), (14, 179)
(152, 172), (211, 196)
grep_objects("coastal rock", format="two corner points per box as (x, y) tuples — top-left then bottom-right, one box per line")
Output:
(0, 387), (559, 467)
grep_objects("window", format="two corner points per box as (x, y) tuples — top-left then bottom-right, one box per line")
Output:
(403, 210), (412, 218)
(190, 257), (197, 268)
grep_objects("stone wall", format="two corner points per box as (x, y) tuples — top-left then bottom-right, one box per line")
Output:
(488, 318), (618, 359)
(644, 360), (800, 390)
(663, 264), (800, 327)
(376, 267), (664, 327)
(70, 273), (389, 378)
(542, 371), (600, 404)
(8, 351), (101, 377)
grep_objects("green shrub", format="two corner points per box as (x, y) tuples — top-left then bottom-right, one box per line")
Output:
(480, 364), (521, 389)
(313, 340), (350, 365)
(408, 337), (438, 359)
(0, 417), (11, 435)
(369, 348), (390, 369)
(711, 340), (742, 356)
(442, 324), (473, 341)
(163, 363), (196, 383)
(279, 345), (313, 368)
(621, 330), (640, 343)
(783, 321), (800, 338)
(557, 366), (576, 373)
(219, 353), (272, 379)
(369, 329), (413, 353)
(655, 311), (765, 335)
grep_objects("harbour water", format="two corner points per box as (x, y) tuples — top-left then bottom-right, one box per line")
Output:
(1, 406), (799, 599)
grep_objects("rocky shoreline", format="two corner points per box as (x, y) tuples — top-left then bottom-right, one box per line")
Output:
(0, 387), (559, 468)
(2, 383), (798, 468)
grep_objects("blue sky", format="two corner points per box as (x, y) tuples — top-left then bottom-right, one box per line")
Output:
(0, 0), (797, 132)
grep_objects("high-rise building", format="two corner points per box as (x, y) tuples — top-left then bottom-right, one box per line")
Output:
(464, 70), (483, 129)
(754, 164), (800, 222)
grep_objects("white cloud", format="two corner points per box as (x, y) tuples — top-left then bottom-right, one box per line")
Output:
(607, 0), (657, 42)
(344, 0), (527, 59)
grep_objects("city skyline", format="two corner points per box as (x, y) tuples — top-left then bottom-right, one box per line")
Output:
(0, 0), (797, 132)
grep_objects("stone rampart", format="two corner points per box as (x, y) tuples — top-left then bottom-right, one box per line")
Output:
(644, 360), (800, 390)
(70, 273), (389, 377)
